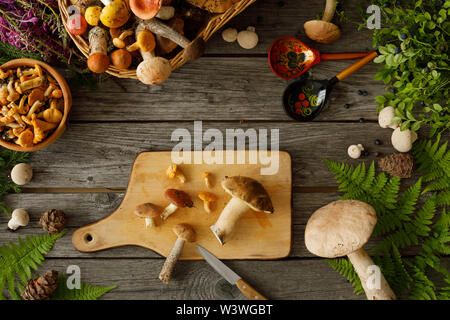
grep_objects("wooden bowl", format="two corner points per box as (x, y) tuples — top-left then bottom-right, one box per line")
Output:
(0, 59), (72, 152)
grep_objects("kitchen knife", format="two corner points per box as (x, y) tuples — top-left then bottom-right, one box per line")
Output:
(196, 245), (267, 300)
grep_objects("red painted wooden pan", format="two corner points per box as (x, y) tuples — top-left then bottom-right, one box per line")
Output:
(268, 36), (371, 79)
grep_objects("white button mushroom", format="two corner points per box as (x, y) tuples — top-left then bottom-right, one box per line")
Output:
(237, 27), (259, 49)
(8, 208), (30, 230)
(222, 28), (238, 42)
(348, 144), (364, 159)
(391, 128), (418, 152)
(11, 163), (33, 185)
(156, 6), (175, 20)
(378, 106), (399, 129)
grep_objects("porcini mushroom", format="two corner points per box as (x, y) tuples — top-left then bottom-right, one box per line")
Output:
(158, 223), (195, 283)
(110, 49), (132, 69)
(391, 127), (418, 153)
(166, 164), (186, 183)
(87, 27), (110, 73)
(85, 6), (102, 26)
(161, 189), (193, 220)
(305, 200), (397, 300)
(347, 144), (364, 159)
(237, 27), (258, 49)
(133, 24), (172, 85)
(210, 176), (274, 245)
(7, 208), (29, 231)
(304, 0), (341, 44)
(198, 191), (216, 214)
(140, 18), (206, 61)
(129, 0), (162, 20)
(135, 203), (160, 228)
(378, 106), (399, 129)
(99, 0), (130, 28)
(11, 163), (33, 185)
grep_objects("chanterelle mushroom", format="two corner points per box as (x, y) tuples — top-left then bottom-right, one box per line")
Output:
(135, 203), (160, 228)
(304, 0), (341, 44)
(166, 164), (186, 183)
(159, 223), (195, 283)
(210, 176), (274, 245)
(8, 208), (29, 231)
(161, 189), (193, 220)
(202, 172), (212, 188)
(305, 200), (396, 300)
(198, 191), (216, 214)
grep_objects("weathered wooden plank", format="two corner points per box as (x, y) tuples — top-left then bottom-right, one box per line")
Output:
(66, 58), (382, 121)
(23, 122), (418, 189)
(31, 258), (365, 300)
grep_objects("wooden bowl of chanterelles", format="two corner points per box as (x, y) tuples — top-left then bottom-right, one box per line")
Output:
(0, 58), (72, 152)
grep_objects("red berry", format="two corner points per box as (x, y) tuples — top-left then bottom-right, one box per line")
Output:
(302, 100), (309, 107)
(67, 14), (88, 36)
(296, 108), (302, 114)
(295, 101), (301, 108)
(298, 93), (306, 100)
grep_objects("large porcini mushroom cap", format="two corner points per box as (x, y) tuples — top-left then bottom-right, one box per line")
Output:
(305, 200), (377, 258)
(130, 0), (162, 20)
(165, 189), (193, 208)
(135, 203), (160, 218)
(173, 223), (195, 242)
(303, 20), (341, 44)
(222, 176), (274, 213)
(137, 57), (172, 85)
(182, 37), (206, 61)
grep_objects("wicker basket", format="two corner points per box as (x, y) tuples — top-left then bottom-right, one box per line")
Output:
(58, 0), (256, 79)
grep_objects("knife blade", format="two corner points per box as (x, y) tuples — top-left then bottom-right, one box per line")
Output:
(196, 245), (267, 300)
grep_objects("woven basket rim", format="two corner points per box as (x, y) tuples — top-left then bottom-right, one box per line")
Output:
(58, 0), (257, 80)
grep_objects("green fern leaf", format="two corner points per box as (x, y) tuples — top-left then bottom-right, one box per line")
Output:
(0, 232), (66, 300)
(327, 258), (364, 295)
(51, 274), (116, 300)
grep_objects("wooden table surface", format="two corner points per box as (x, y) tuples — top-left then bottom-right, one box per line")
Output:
(3, 0), (445, 300)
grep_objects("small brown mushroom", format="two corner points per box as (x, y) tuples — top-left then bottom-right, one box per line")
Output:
(305, 200), (396, 300)
(112, 29), (134, 48)
(211, 176), (274, 245)
(135, 203), (160, 228)
(110, 49), (132, 69)
(198, 191), (216, 214)
(304, 0), (341, 44)
(166, 163), (186, 183)
(161, 189), (193, 220)
(140, 18), (206, 61)
(87, 26), (111, 73)
(159, 223), (195, 283)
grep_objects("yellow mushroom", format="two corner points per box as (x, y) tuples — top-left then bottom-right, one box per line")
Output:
(85, 6), (102, 26)
(202, 172), (212, 188)
(198, 191), (217, 214)
(99, 0), (130, 29)
(16, 128), (34, 147)
(43, 108), (63, 123)
(166, 164), (186, 183)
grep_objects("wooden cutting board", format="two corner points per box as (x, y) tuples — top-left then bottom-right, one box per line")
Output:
(72, 151), (292, 260)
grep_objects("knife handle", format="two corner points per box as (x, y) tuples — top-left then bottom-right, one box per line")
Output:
(236, 279), (267, 300)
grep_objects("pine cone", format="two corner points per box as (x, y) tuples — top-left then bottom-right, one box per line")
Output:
(378, 153), (414, 178)
(40, 209), (66, 234)
(21, 270), (59, 300)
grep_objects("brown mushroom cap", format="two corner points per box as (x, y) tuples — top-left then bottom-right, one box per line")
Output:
(135, 203), (160, 218)
(173, 223), (195, 242)
(182, 38), (206, 61)
(305, 200), (377, 258)
(110, 49), (132, 69)
(303, 20), (341, 44)
(28, 88), (44, 106)
(165, 189), (193, 208)
(222, 176), (274, 213)
(87, 53), (110, 73)
(136, 57), (172, 85)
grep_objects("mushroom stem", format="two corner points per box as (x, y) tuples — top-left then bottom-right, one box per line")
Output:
(159, 237), (185, 283)
(161, 203), (178, 220)
(347, 248), (397, 300)
(141, 18), (189, 48)
(322, 0), (337, 22)
(211, 197), (249, 245)
(145, 217), (155, 228)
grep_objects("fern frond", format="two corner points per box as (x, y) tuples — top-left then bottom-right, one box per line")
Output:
(327, 258), (364, 295)
(0, 232), (66, 300)
(51, 274), (116, 300)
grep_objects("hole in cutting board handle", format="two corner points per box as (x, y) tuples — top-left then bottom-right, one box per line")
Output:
(84, 233), (93, 243)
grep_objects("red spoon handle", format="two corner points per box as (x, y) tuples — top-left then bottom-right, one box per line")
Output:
(336, 52), (378, 81)
(320, 52), (372, 60)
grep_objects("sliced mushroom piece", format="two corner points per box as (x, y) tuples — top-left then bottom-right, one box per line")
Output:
(304, 0), (341, 44)
(305, 200), (397, 300)
(159, 223), (195, 283)
(140, 18), (206, 61)
(135, 203), (161, 228)
(210, 176), (274, 245)
(161, 189), (193, 220)
(87, 27), (111, 73)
